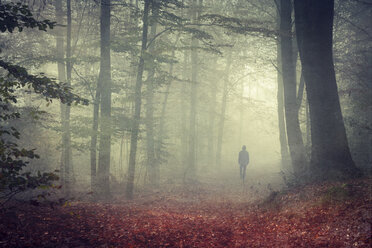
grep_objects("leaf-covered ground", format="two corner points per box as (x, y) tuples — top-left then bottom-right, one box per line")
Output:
(0, 178), (371, 247)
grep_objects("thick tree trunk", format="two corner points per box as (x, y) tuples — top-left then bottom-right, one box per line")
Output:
(280, 0), (306, 177)
(97, 0), (112, 197)
(216, 53), (232, 168)
(126, 0), (150, 199)
(294, 0), (361, 179)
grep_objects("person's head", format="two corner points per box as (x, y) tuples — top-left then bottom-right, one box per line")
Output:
(242, 145), (246, 150)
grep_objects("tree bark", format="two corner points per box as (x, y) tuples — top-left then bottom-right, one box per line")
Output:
(97, 0), (112, 197)
(126, 0), (150, 199)
(280, 0), (306, 177)
(294, 0), (361, 179)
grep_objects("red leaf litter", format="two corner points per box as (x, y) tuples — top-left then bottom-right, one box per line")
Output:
(0, 178), (371, 247)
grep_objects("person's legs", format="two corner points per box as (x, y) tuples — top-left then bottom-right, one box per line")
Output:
(239, 164), (243, 179)
(242, 165), (247, 181)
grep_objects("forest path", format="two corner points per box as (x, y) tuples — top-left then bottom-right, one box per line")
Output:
(0, 178), (371, 247)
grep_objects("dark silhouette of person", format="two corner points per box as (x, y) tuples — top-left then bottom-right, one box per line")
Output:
(238, 145), (249, 181)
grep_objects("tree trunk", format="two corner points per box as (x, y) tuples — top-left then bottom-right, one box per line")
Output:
(55, 0), (67, 191)
(277, 39), (290, 172)
(208, 61), (217, 167)
(157, 35), (180, 169)
(275, 1), (290, 172)
(187, 0), (199, 179)
(126, 0), (150, 199)
(279, 0), (306, 177)
(97, 0), (112, 198)
(305, 93), (310, 150)
(216, 52), (232, 168)
(181, 49), (189, 170)
(62, 0), (72, 196)
(90, 83), (100, 192)
(294, 0), (361, 179)
(145, 1), (158, 186)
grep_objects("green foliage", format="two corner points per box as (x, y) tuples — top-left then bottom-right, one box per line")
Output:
(0, 2), (55, 33)
(0, 60), (88, 105)
(0, 2), (87, 205)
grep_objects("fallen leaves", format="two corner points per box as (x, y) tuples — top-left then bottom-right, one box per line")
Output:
(0, 178), (371, 247)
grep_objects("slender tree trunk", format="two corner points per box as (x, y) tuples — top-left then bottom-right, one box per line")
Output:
(90, 85), (100, 192)
(145, 1), (158, 185)
(181, 49), (189, 169)
(280, 0), (306, 177)
(296, 73), (305, 111)
(216, 52), (232, 168)
(208, 61), (217, 167)
(62, 0), (72, 196)
(157, 35), (180, 166)
(97, 0), (112, 197)
(126, 0), (150, 199)
(55, 0), (66, 190)
(179, 0), (188, 172)
(187, 0), (199, 179)
(305, 93), (310, 150)
(275, 1), (290, 171)
(294, 0), (361, 179)
(277, 41), (290, 171)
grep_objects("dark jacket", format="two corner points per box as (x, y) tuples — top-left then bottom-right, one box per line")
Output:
(239, 150), (249, 166)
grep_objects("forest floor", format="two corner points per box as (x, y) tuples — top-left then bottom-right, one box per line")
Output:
(0, 175), (371, 248)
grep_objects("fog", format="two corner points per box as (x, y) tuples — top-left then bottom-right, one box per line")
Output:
(1, 0), (371, 247)
(1, 0), (370, 202)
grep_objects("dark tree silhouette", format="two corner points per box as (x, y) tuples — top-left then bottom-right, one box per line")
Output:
(294, 0), (362, 179)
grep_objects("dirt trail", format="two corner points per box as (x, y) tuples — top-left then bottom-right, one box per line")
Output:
(0, 178), (371, 247)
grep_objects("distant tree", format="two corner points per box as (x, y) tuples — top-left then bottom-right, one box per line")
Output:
(215, 51), (232, 168)
(294, 0), (362, 179)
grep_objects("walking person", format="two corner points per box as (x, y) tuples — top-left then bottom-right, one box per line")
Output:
(238, 145), (249, 182)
